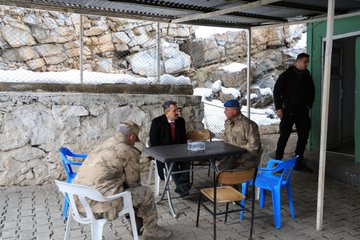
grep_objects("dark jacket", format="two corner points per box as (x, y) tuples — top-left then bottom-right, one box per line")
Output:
(273, 66), (315, 112)
(149, 115), (187, 146)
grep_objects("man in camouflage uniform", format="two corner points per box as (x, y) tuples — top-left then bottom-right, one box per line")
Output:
(73, 121), (172, 240)
(218, 99), (262, 170)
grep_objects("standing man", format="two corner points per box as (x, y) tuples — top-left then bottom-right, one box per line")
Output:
(73, 121), (172, 240)
(149, 100), (191, 197)
(273, 53), (315, 171)
(218, 99), (262, 170)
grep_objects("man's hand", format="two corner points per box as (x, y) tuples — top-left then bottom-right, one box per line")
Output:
(276, 109), (284, 119)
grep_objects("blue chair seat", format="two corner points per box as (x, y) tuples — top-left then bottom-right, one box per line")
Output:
(256, 156), (298, 229)
(241, 156), (298, 229)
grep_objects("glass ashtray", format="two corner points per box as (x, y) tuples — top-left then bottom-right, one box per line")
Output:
(187, 141), (205, 151)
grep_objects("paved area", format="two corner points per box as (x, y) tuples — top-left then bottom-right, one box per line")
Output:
(1, 169), (360, 240)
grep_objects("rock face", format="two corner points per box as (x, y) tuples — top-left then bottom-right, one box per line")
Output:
(0, 6), (196, 75)
(0, 92), (203, 186)
(0, 6), (305, 88)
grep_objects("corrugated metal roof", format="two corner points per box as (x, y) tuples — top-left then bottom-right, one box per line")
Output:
(1, 0), (360, 28)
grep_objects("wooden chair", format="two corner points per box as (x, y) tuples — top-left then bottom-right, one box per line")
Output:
(187, 129), (213, 183)
(187, 129), (212, 142)
(196, 167), (257, 240)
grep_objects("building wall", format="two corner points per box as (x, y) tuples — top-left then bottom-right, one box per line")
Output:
(307, 15), (360, 162)
(0, 91), (203, 186)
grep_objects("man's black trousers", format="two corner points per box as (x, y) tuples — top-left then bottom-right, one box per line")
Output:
(275, 110), (311, 161)
(156, 160), (190, 186)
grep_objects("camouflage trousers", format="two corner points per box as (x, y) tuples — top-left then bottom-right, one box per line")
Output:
(217, 151), (259, 171)
(127, 185), (158, 229)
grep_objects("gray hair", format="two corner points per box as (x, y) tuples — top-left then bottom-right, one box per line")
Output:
(116, 121), (140, 137)
(117, 125), (132, 136)
(162, 100), (177, 112)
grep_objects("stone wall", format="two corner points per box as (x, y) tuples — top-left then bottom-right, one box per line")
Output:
(0, 91), (203, 186)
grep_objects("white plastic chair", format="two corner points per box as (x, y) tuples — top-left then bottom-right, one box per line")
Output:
(146, 137), (161, 195)
(147, 158), (161, 195)
(54, 180), (138, 240)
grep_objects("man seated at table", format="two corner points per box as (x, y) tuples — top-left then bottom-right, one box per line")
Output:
(218, 99), (262, 170)
(73, 121), (172, 240)
(149, 100), (191, 197)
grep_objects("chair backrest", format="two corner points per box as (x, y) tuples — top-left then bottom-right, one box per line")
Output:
(145, 137), (151, 147)
(270, 156), (298, 185)
(55, 180), (101, 224)
(217, 167), (257, 186)
(187, 129), (212, 141)
(54, 180), (133, 224)
(59, 147), (87, 182)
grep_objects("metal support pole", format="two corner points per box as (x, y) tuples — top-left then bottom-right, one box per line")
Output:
(316, 0), (335, 231)
(246, 29), (251, 118)
(156, 22), (161, 82)
(79, 14), (84, 84)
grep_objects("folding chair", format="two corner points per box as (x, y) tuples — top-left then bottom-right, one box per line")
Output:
(59, 147), (87, 220)
(196, 167), (258, 240)
(187, 129), (213, 183)
(54, 180), (138, 240)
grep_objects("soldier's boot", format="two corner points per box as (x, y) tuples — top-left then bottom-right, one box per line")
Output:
(142, 225), (172, 240)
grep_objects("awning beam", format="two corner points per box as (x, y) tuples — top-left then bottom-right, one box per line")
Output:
(171, 0), (282, 24)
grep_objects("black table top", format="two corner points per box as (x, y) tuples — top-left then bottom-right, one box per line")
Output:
(143, 141), (246, 163)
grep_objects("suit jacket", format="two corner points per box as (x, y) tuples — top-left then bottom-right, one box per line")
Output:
(149, 114), (187, 146)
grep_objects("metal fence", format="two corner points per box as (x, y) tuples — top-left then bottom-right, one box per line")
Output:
(201, 101), (278, 139)
(0, 5), (249, 86)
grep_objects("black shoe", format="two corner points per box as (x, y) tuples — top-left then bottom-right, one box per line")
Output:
(175, 182), (192, 193)
(183, 182), (192, 192)
(175, 184), (190, 198)
(175, 187), (189, 197)
(294, 163), (313, 173)
(178, 191), (189, 198)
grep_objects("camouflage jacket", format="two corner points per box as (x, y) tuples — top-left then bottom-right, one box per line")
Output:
(224, 113), (262, 166)
(73, 132), (141, 220)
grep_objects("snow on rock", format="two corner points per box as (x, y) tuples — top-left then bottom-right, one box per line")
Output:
(220, 62), (247, 73)
(211, 80), (222, 92)
(193, 88), (213, 101)
(159, 74), (191, 85)
(221, 86), (240, 99)
(260, 87), (273, 96)
(0, 68), (192, 85)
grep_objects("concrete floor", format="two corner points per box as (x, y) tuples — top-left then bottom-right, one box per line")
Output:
(1, 168), (360, 240)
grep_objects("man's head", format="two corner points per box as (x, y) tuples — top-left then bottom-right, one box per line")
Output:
(162, 100), (180, 121)
(223, 99), (241, 120)
(117, 121), (140, 144)
(295, 53), (310, 71)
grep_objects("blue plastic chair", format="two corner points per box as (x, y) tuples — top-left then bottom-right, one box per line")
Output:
(59, 147), (87, 220)
(253, 156), (298, 229)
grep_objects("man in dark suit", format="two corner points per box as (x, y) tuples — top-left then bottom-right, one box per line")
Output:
(149, 101), (191, 197)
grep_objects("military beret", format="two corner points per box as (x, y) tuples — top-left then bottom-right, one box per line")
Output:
(224, 99), (240, 108)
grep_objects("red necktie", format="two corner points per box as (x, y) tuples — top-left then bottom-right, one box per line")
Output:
(170, 122), (175, 143)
